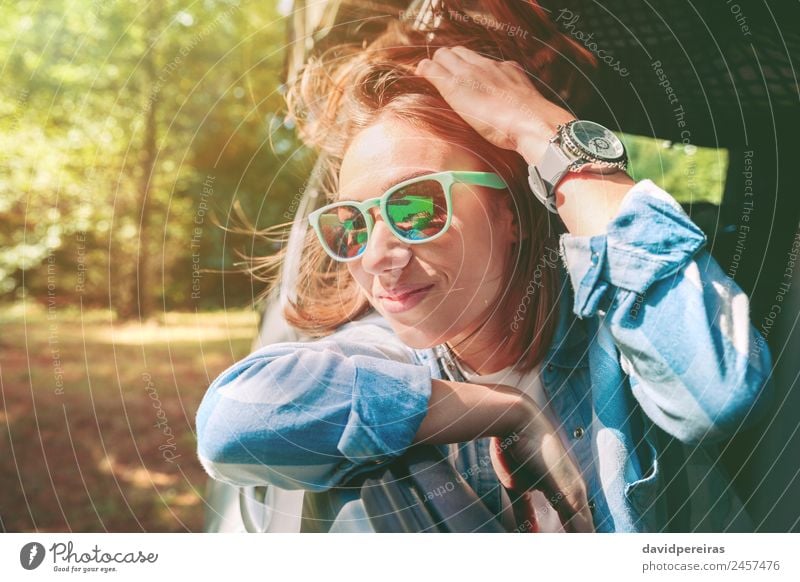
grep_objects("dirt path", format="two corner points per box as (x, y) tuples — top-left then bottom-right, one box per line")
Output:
(0, 307), (256, 532)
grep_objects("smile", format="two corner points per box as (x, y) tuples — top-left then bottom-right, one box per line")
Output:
(379, 284), (434, 314)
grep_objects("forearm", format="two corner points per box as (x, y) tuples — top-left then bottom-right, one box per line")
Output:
(197, 325), (434, 490)
(417, 381), (594, 532)
(412, 379), (533, 445)
(516, 134), (635, 237)
(553, 172), (635, 236)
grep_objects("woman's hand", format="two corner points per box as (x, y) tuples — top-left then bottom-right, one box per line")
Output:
(416, 45), (635, 236)
(415, 46), (575, 166)
(412, 378), (594, 532)
(489, 399), (595, 533)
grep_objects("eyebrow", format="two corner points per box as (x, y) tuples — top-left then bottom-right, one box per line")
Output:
(338, 170), (435, 202)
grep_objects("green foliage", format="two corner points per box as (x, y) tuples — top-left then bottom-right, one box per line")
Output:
(1, 0), (307, 314)
(622, 133), (728, 205)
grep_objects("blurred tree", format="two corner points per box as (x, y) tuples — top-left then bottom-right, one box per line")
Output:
(1, 0), (309, 317)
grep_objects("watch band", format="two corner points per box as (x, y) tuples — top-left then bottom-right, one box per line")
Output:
(527, 120), (628, 214)
(527, 142), (575, 214)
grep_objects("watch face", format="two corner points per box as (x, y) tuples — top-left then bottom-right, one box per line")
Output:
(568, 120), (625, 161)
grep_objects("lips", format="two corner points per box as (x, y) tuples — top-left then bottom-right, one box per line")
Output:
(378, 284), (434, 314)
(380, 284), (433, 300)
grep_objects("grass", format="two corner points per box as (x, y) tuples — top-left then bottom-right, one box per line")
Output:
(622, 133), (729, 206)
(0, 304), (258, 532)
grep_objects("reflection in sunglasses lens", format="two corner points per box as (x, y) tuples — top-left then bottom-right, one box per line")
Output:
(318, 205), (367, 259)
(387, 180), (447, 240)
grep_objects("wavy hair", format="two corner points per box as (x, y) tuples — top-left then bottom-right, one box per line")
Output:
(252, 1), (596, 372)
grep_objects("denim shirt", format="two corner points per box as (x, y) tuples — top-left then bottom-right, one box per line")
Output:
(196, 180), (774, 532)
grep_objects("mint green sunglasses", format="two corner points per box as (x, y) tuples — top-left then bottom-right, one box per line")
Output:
(308, 171), (507, 262)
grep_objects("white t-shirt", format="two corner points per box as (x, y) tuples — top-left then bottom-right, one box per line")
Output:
(451, 358), (566, 533)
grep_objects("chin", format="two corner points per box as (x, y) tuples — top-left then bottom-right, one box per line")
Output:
(391, 326), (440, 350)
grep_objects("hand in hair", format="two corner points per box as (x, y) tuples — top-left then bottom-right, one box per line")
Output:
(415, 45), (576, 166)
(417, 45), (635, 236)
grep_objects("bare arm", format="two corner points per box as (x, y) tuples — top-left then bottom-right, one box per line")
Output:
(412, 379), (532, 445)
(412, 379), (594, 532)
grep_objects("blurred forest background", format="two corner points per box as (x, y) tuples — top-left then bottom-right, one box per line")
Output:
(2, 0), (311, 319)
(0, 0), (726, 532)
(0, 0), (724, 319)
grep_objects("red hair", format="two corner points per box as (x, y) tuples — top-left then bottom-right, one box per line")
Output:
(254, 1), (596, 371)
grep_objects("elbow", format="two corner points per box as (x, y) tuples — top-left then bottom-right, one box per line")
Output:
(197, 447), (242, 487)
(195, 392), (341, 492)
(706, 311), (776, 438)
(196, 420), (327, 490)
(688, 353), (774, 444)
(194, 353), (303, 487)
(635, 364), (774, 446)
(196, 421), (233, 474)
(691, 324), (775, 442)
(195, 401), (252, 486)
(194, 384), (276, 487)
(714, 356), (775, 440)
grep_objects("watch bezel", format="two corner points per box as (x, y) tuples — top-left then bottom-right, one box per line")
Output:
(560, 120), (627, 165)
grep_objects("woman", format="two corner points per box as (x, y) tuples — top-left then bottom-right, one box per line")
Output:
(196, 7), (773, 533)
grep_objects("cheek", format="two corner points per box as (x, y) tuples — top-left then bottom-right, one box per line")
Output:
(448, 216), (514, 301)
(346, 265), (371, 295)
(449, 210), (506, 267)
(454, 194), (503, 247)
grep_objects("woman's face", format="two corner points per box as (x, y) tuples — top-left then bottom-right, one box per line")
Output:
(339, 114), (519, 349)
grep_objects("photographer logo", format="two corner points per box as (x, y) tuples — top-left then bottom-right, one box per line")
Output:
(20, 542), (46, 570)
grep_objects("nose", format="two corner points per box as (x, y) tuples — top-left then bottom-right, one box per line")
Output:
(359, 217), (412, 276)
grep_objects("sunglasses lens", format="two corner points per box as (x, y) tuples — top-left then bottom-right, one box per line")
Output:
(386, 180), (448, 241)
(316, 205), (368, 260)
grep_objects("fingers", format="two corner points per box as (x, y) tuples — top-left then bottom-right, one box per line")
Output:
(416, 46), (467, 81)
(563, 504), (595, 533)
(499, 59), (529, 79)
(548, 487), (595, 533)
(509, 490), (539, 533)
(449, 45), (492, 67)
(538, 435), (595, 532)
(489, 436), (517, 490)
(415, 56), (449, 80)
(419, 46), (498, 78)
(415, 56), (458, 96)
(430, 45), (469, 70)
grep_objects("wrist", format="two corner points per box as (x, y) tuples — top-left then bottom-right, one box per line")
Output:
(513, 114), (576, 167)
(556, 171), (636, 236)
(414, 380), (537, 445)
(522, 118), (631, 221)
(502, 390), (540, 438)
(473, 384), (538, 440)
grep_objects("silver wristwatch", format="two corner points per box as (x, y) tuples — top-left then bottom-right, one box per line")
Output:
(527, 120), (628, 214)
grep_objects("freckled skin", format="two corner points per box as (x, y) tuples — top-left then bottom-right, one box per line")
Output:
(339, 114), (518, 352)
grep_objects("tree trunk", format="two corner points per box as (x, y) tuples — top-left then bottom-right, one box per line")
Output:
(132, 7), (160, 320)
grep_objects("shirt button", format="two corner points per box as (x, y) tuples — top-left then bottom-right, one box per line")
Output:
(546, 363), (554, 373)
(588, 499), (596, 511)
(572, 426), (585, 439)
(591, 252), (600, 265)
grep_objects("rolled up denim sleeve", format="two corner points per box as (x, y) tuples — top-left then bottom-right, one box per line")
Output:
(195, 319), (432, 491)
(559, 179), (774, 444)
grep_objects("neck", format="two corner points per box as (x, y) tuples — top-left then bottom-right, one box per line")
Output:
(446, 311), (522, 376)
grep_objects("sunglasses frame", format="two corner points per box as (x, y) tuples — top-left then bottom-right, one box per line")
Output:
(307, 170), (507, 263)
